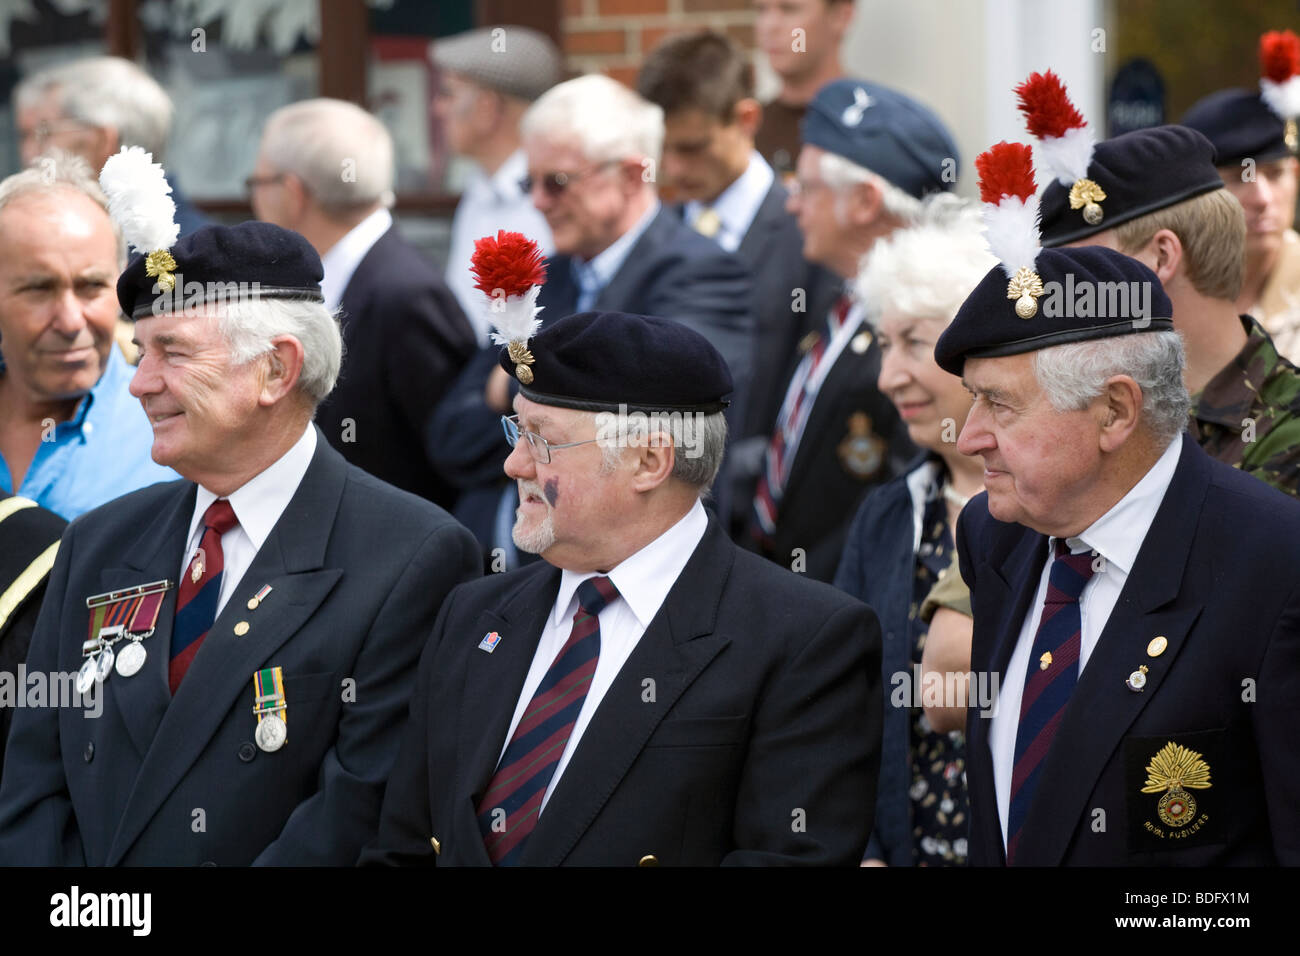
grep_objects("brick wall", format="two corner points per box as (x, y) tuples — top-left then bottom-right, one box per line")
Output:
(562, 0), (757, 88)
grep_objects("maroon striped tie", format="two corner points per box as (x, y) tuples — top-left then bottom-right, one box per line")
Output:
(476, 576), (619, 865)
(169, 499), (238, 694)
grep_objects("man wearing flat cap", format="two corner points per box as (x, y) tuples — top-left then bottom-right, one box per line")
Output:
(939, 159), (1300, 863)
(364, 310), (881, 866)
(431, 25), (561, 342)
(744, 78), (959, 581)
(0, 219), (480, 865)
(1182, 30), (1300, 362)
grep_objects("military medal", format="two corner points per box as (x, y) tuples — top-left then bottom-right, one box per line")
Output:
(252, 666), (287, 752)
(247, 584), (273, 611)
(84, 580), (172, 683)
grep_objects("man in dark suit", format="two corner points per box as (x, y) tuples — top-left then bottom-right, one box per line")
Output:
(365, 311), (880, 866)
(936, 243), (1300, 865)
(251, 98), (477, 509)
(637, 30), (841, 443)
(429, 73), (755, 560)
(0, 222), (480, 865)
(744, 79), (961, 579)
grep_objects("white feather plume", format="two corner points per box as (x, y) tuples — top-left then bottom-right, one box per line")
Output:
(99, 145), (179, 254)
(486, 285), (544, 347)
(1035, 125), (1096, 186)
(982, 195), (1041, 280)
(1261, 76), (1300, 121)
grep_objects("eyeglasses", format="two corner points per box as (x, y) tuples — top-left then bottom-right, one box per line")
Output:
(18, 120), (92, 148)
(502, 414), (600, 464)
(786, 177), (830, 200)
(244, 173), (286, 195)
(519, 160), (618, 198)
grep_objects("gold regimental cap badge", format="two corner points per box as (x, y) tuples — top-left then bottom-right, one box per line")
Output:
(1008, 266), (1044, 319)
(1141, 741), (1211, 827)
(1068, 178), (1107, 226)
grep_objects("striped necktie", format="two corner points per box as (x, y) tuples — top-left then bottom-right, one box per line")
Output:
(477, 575), (620, 865)
(170, 499), (238, 694)
(1007, 539), (1097, 863)
(751, 294), (852, 543)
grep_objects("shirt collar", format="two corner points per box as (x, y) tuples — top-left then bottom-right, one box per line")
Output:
(1056, 435), (1182, 577)
(552, 498), (709, 630)
(319, 206), (393, 311)
(573, 200), (661, 296)
(1193, 314), (1273, 428)
(189, 426), (317, 551)
(683, 151), (774, 248)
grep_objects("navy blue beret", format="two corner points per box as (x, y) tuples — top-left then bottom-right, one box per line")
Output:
(499, 311), (733, 413)
(1181, 88), (1294, 167)
(1040, 125), (1224, 247)
(117, 221), (324, 320)
(934, 246), (1174, 376)
(801, 79), (959, 198)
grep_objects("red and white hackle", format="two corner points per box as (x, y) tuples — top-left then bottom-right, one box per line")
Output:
(1015, 70), (1105, 226)
(1260, 30), (1300, 152)
(471, 230), (548, 384)
(976, 141), (1043, 319)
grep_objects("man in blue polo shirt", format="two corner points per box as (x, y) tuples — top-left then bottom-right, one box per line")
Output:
(0, 155), (174, 519)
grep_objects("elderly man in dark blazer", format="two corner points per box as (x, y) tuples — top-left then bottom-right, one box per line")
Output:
(430, 74), (755, 560)
(938, 242), (1300, 866)
(0, 222), (480, 866)
(251, 98), (477, 510)
(365, 311), (880, 866)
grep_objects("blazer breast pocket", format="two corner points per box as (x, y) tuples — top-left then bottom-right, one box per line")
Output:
(280, 670), (339, 704)
(1123, 728), (1227, 855)
(645, 714), (747, 749)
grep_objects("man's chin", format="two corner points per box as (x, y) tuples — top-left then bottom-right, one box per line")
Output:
(512, 514), (556, 555)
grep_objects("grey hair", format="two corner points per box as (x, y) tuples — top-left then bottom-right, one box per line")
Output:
(15, 56), (173, 159)
(213, 297), (343, 406)
(819, 149), (923, 224)
(0, 150), (125, 266)
(521, 74), (664, 167)
(597, 409), (728, 494)
(260, 98), (395, 214)
(1032, 331), (1190, 448)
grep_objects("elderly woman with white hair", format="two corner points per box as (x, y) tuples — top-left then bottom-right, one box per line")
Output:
(833, 202), (994, 866)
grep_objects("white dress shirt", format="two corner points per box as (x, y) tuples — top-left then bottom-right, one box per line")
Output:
(682, 150), (775, 254)
(445, 149), (555, 343)
(990, 435), (1182, 848)
(180, 426), (317, 617)
(497, 499), (709, 813)
(319, 207), (393, 312)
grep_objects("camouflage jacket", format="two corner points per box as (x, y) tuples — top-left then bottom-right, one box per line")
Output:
(1192, 315), (1300, 498)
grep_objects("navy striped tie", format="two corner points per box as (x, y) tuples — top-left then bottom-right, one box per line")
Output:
(1007, 539), (1097, 863)
(477, 575), (619, 865)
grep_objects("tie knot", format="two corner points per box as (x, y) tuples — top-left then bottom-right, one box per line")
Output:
(576, 575), (619, 618)
(203, 498), (239, 536)
(1049, 538), (1097, 601)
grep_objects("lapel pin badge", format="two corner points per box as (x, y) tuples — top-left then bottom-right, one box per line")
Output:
(478, 631), (502, 653)
(1147, 635), (1168, 657)
(247, 584), (273, 611)
(1039, 651), (1052, 671)
(1126, 664), (1150, 692)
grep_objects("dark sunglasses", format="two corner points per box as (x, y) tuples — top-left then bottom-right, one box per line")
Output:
(519, 160), (618, 198)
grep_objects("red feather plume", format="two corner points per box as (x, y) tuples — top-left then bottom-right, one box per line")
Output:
(1015, 70), (1086, 139)
(976, 142), (1036, 205)
(470, 230), (547, 298)
(1261, 30), (1300, 83)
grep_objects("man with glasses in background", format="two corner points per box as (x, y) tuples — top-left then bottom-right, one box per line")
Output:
(429, 74), (755, 567)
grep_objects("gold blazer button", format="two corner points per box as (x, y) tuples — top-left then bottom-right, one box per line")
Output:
(638, 854), (658, 867)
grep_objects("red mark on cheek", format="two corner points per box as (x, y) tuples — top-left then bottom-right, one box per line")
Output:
(543, 478), (559, 507)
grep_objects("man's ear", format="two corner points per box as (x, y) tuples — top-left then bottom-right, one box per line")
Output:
(93, 125), (121, 170)
(281, 173), (311, 224)
(734, 98), (763, 139)
(847, 178), (883, 227)
(1146, 228), (1183, 285)
(629, 428), (676, 492)
(259, 335), (305, 406)
(1097, 374), (1143, 453)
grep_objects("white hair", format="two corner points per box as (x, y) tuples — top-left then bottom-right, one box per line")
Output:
(819, 149), (923, 224)
(597, 410), (728, 493)
(15, 56), (173, 160)
(856, 197), (993, 325)
(0, 150), (124, 266)
(215, 297), (343, 406)
(260, 98), (395, 214)
(1033, 331), (1190, 448)
(521, 74), (664, 165)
